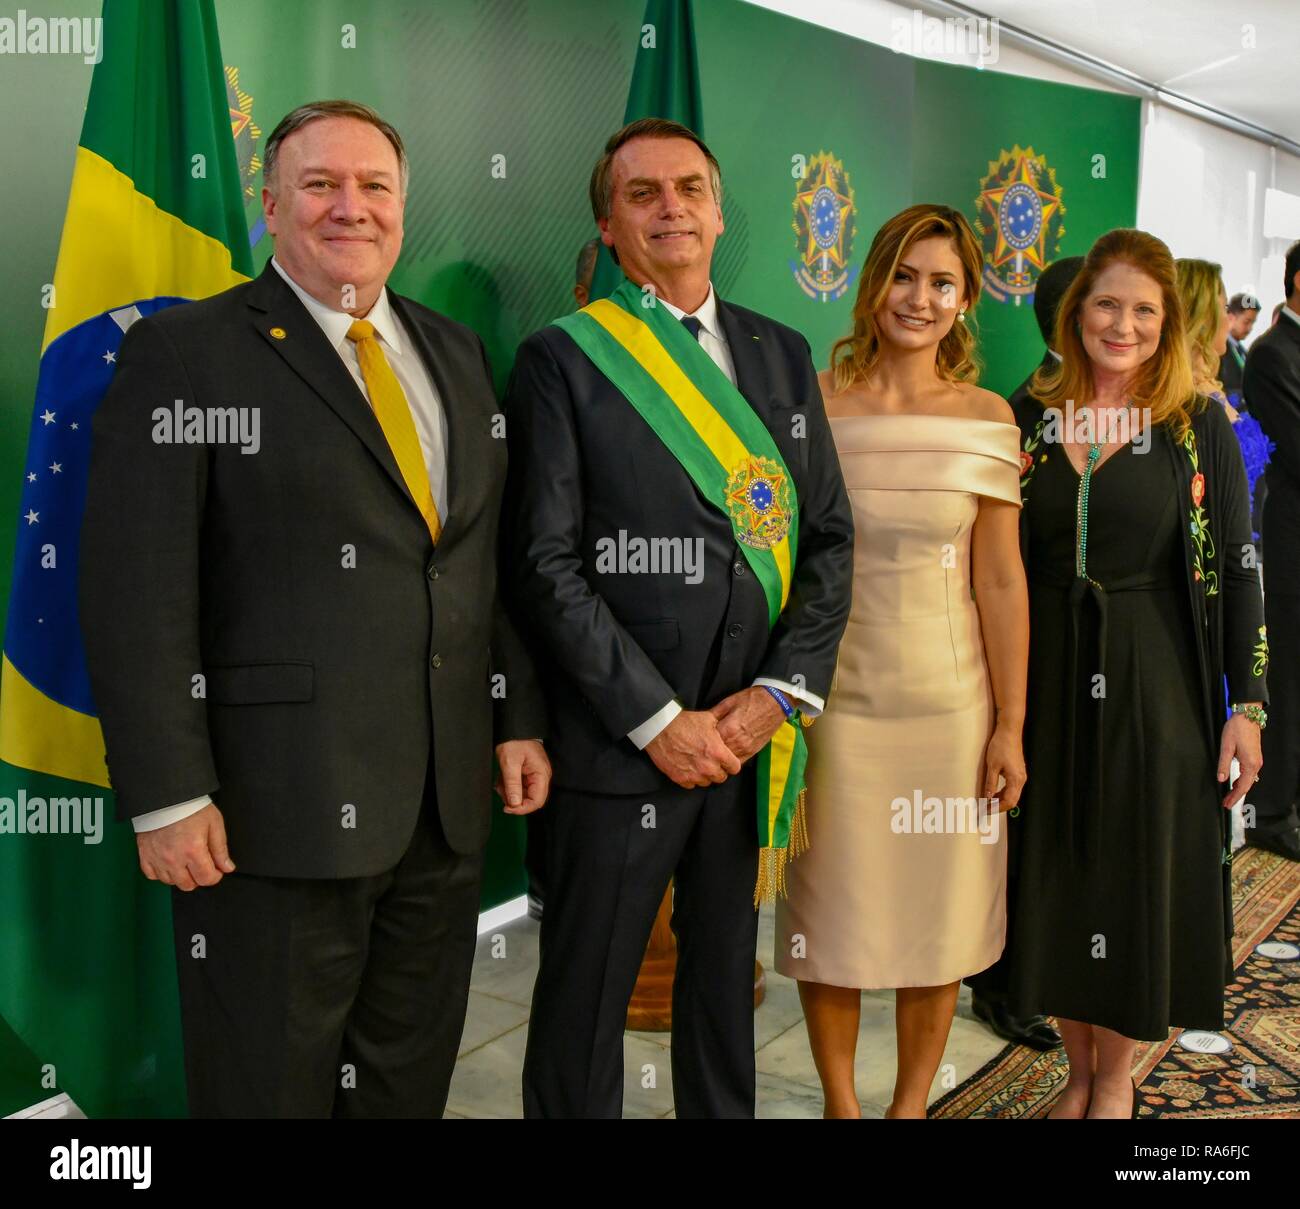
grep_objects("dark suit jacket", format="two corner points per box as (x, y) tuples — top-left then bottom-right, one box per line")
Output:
(79, 262), (546, 877)
(503, 296), (854, 796)
(1007, 349), (1057, 412)
(1219, 336), (1247, 404)
(1244, 314), (1300, 592)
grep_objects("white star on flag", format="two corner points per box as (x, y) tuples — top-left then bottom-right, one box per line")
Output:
(50, 463), (62, 474)
(102, 349), (116, 364)
(24, 510), (39, 524)
(40, 410), (56, 425)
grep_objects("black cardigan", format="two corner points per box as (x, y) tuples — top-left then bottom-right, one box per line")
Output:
(1012, 394), (1269, 759)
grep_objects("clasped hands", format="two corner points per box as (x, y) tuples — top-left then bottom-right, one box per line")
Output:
(645, 686), (787, 789)
(136, 738), (551, 891)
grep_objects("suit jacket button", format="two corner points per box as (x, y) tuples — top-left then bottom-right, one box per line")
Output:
(727, 623), (744, 638)
(427, 564), (439, 580)
(430, 653), (442, 669)
(733, 560), (746, 576)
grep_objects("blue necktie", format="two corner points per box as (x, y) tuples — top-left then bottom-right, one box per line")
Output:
(681, 315), (703, 340)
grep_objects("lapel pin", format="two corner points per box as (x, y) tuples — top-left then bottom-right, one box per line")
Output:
(269, 326), (287, 340)
(751, 334), (760, 341)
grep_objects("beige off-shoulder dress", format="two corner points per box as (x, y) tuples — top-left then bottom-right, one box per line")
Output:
(775, 413), (1022, 989)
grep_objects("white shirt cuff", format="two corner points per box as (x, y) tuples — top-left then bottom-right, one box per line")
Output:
(754, 678), (825, 718)
(131, 796), (211, 833)
(628, 700), (682, 749)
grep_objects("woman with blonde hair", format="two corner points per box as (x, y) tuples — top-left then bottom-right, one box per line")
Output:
(1004, 230), (1267, 1117)
(775, 204), (1029, 1118)
(1177, 258), (1237, 418)
(1176, 257), (1272, 536)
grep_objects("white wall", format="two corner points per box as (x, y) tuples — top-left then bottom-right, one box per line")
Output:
(1138, 101), (1300, 337)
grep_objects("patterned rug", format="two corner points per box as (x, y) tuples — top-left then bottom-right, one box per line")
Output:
(931, 846), (1300, 1118)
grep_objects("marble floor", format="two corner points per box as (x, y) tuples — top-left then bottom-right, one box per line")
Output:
(446, 903), (1009, 1118)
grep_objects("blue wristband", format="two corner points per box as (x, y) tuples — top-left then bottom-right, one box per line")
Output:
(762, 685), (795, 719)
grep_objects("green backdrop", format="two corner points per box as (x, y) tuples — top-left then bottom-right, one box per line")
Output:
(0, 0), (1138, 1113)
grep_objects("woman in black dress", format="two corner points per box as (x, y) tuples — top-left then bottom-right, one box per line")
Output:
(1005, 229), (1268, 1118)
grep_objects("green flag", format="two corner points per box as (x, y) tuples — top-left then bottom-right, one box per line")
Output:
(0, 0), (251, 1118)
(588, 0), (705, 301)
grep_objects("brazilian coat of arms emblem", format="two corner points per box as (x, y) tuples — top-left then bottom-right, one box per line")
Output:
(225, 65), (262, 204)
(974, 145), (1065, 304)
(790, 152), (858, 303)
(725, 455), (793, 550)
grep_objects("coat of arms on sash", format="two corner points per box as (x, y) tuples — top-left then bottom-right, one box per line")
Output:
(725, 455), (792, 550)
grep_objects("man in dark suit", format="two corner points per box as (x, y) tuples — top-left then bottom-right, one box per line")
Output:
(505, 118), (854, 1118)
(1006, 256), (1083, 412)
(79, 100), (550, 1117)
(1220, 291), (1261, 408)
(1242, 239), (1300, 862)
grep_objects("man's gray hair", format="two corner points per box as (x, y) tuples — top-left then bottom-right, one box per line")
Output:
(263, 99), (409, 197)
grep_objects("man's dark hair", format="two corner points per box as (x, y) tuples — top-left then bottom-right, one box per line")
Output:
(1284, 239), (1300, 302)
(1227, 291), (1261, 314)
(1033, 257), (1084, 346)
(575, 237), (600, 291)
(588, 117), (722, 223)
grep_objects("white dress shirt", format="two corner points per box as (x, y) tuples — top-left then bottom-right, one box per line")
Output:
(1283, 304), (1300, 329)
(133, 258), (450, 833)
(625, 283), (824, 751)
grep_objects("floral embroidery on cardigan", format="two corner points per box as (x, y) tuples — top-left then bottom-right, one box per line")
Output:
(1019, 418), (1046, 504)
(1182, 426), (1218, 597)
(1252, 625), (1269, 678)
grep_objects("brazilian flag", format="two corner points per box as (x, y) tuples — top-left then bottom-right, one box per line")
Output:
(0, 0), (250, 1117)
(587, 0), (705, 301)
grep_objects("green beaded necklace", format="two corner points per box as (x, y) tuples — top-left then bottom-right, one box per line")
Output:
(1074, 441), (1102, 582)
(1074, 402), (1132, 586)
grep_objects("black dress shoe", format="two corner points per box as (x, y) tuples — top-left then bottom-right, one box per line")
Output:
(972, 993), (1063, 1051)
(1248, 829), (1300, 862)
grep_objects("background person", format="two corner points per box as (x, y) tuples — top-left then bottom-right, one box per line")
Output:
(1242, 239), (1300, 862)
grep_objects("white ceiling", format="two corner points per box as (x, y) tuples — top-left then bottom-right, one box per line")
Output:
(747, 0), (1299, 149)
(936, 1), (1300, 145)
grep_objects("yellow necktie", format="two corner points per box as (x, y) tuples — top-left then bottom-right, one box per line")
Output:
(346, 319), (442, 543)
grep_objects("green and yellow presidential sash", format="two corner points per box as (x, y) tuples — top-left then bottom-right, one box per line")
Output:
(553, 279), (810, 904)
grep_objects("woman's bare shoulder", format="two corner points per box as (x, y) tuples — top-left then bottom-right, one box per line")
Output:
(954, 382), (1016, 425)
(818, 369), (877, 417)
